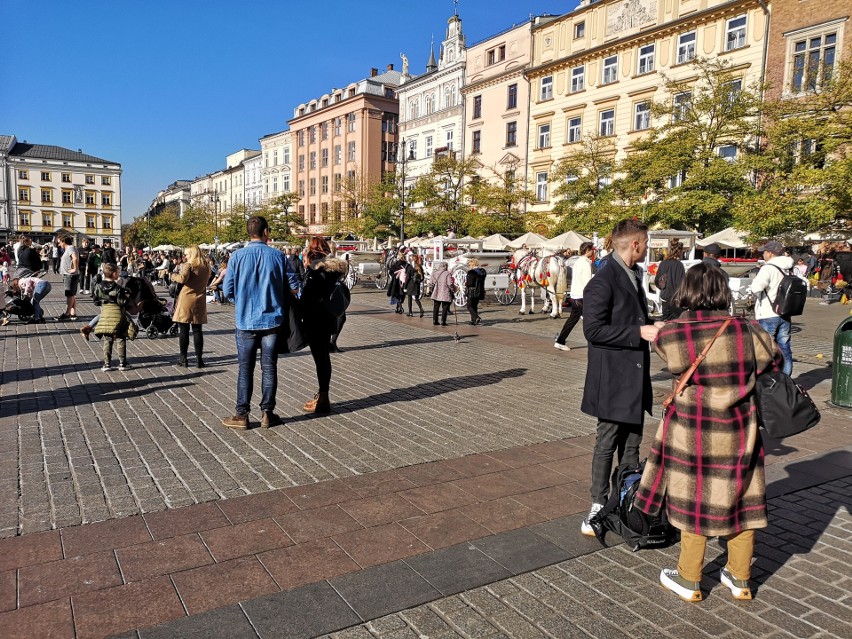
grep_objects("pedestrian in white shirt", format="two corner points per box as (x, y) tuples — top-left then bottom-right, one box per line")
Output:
(748, 240), (794, 375)
(554, 242), (595, 351)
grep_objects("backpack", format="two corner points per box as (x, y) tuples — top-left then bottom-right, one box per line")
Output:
(325, 281), (351, 318)
(590, 460), (679, 552)
(769, 265), (807, 317)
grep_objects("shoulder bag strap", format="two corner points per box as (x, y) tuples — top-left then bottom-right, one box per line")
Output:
(662, 318), (732, 409)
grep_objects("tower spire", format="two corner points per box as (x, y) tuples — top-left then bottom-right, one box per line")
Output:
(426, 35), (437, 72)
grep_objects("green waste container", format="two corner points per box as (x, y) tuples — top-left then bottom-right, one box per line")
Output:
(831, 316), (852, 409)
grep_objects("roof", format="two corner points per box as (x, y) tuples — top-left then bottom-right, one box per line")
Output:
(9, 142), (118, 165)
(0, 135), (15, 153)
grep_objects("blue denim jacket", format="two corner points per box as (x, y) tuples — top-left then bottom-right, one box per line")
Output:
(223, 241), (287, 330)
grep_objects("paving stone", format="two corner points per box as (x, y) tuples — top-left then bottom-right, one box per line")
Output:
(0, 598), (75, 639)
(257, 538), (360, 590)
(171, 556), (279, 615)
(18, 551), (123, 607)
(472, 528), (569, 575)
(199, 517), (291, 562)
(115, 533), (214, 582)
(138, 605), (257, 639)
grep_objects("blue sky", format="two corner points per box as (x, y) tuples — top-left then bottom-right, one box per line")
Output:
(1, 0), (577, 224)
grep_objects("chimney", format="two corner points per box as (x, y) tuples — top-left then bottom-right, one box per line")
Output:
(387, 63), (394, 71)
(370, 68), (379, 77)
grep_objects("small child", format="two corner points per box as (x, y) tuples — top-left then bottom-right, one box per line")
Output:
(93, 263), (132, 371)
(0, 262), (8, 283)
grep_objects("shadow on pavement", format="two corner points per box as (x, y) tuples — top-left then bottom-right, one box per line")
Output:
(794, 366), (833, 389)
(341, 335), (472, 352)
(5, 355), (234, 384)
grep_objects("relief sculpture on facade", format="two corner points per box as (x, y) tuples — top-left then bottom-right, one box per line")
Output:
(606, 0), (658, 37)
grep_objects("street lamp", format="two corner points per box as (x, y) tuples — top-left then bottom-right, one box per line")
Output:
(398, 138), (410, 243)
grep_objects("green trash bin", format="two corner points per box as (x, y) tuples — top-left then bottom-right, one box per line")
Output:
(830, 316), (852, 409)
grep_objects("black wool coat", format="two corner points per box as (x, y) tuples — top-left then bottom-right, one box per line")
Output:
(581, 258), (653, 424)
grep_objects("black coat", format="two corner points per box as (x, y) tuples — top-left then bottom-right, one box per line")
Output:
(654, 258), (684, 302)
(15, 246), (42, 277)
(386, 259), (406, 299)
(301, 256), (347, 335)
(465, 268), (486, 301)
(403, 264), (423, 297)
(581, 257), (653, 424)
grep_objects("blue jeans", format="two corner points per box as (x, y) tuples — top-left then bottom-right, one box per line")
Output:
(759, 316), (793, 376)
(235, 328), (279, 415)
(32, 281), (52, 320)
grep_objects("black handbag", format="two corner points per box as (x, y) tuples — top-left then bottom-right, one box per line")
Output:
(747, 325), (820, 439)
(168, 282), (183, 299)
(277, 287), (308, 354)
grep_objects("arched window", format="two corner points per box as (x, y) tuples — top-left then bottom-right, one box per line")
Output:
(425, 94), (434, 115)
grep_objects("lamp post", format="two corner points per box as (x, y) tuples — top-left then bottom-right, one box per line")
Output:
(398, 138), (408, 243)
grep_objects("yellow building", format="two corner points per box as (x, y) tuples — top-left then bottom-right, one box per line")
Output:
(526, 0), (766, 213)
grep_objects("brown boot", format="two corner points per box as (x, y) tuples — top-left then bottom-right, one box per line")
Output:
(303, 391), (330, 413)
(80, 325), (92, 341)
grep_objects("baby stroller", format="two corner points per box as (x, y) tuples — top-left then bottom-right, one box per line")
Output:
(2, 284), (35, 324)
(126, 276), (178, 338)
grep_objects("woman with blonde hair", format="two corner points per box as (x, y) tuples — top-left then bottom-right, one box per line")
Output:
(170, 245), (211, 368)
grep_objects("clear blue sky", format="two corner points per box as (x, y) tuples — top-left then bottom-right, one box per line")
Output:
(1, 0), (577, 225)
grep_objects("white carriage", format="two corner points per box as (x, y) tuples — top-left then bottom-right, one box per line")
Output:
(334, 240), (386, 290)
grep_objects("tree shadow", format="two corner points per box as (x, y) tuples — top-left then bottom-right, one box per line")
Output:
(286, 367), (528, 421)
(794, 366), (833, 389)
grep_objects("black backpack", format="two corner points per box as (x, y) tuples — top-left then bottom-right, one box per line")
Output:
(769, 265), (807, 317)
(590, 461), (679, 552)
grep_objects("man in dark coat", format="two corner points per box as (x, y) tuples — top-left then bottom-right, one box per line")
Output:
(580, 218), (662, 535)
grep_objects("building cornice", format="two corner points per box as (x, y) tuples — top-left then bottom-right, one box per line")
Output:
(461, 66), (527, 95)
(397, 64), (465, 94)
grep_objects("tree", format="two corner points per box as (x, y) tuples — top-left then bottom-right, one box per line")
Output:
(356, 171), (398, 240)
(465, 163), (533, 236)
(408, 155), (479, 234)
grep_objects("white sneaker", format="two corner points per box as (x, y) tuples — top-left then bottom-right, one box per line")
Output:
(580, 502), (604, 536)
(553, 342), (570, 351)
(660, 568), (702, 602)
(101, 364), (112, 372)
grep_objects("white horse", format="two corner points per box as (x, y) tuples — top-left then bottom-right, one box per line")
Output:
(510, 248), (569, 317)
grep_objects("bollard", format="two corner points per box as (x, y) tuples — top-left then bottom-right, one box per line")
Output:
(830, 316), (852, 409)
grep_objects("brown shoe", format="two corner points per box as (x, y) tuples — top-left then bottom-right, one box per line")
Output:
(303, 391), (330, 414)
(260, 411), (282, 428)
(222, 414), (249, 430)
(80, 325), (92, 341)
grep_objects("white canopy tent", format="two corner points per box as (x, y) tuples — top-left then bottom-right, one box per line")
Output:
(152, 244), (178, 252)
(696, 227), (749, 249)
(506, 232), (547, 249)
(542, 230), (591, 252)
(482, 233), (512, 250)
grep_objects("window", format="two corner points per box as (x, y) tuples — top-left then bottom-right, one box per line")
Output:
(298, 180), (305, 196)
(540, 76), (553, 100)
(487, 45), (506, 65)
(422, 94), (433, 115)
(726, 79), (743, 103)
(535, 172), (548, 202)
(507, 83), (518, 109)
(506, 121), (517, 147)
(309, 126), (316, 143)
(62, 190), (72, 204)
(334, 173), (342, 192)
(602, 55), (618, 84)
(298, 154), (305, 171)
(571, 65), (585, 93)
(41, 189), (52, 203)
(446, 130), (454, 150)
(311, 151), (318, 169)
(42, 214), (52, 227)
(599, 109), (615, 136)
(598, 172), (612, 189)
(273, 150), (278, 166)
(282, 175), (290, 192)
(272, 176), (278, 193)
(101, 176), (111, 186)
(677, 31), (696, 64)
(61, 173), (71, 183)
(284, 147), (290, 164)
(321, 202), (329, 221)
(634, 102), (651, 130)
(334, 118), (342, 136)
(19, 211), (31, 226)
(321, 149), (328, 167)
(425, 136), (433, 157)
(101, 193), (112, 206)
(472, 130), (481, 154)
(718, 145), (738, 161)
(538, 124), (551, 149)
(334, 145), (342, 165)
(18, 187), (30, 201)
(309, 178), (316, 195)
(322, 122), (329, 140)
(348, 141), (356, 161)
(321, 176), (329, 194)
(85, 174), (95, 184)
(18, 170), (28, 180)
(264, 153), (269, 168)
(725, 15), (747, 52)
(348, 113), (356, 132)
(567, 117), (582, 143)
(333, 201), (341, 222)
(86, 215), (96, 229)
(574, 21), (585, 39)
(473, 95), (482, 119)
(638, 44), (655, 74)
(298, 130), (305, 146)
(673, 92), (691, 122)
(792, 32), (837, 93)
(669, 170), (687, 189)
(41, 171), (50, 181)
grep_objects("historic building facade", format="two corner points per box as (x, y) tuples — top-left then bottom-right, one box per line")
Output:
(525, 0), (766, 213)
(0, 134), (122, 245)
(396, 13), (467, 209)
(147, 180), (191, 219)
(289, 65), (402, 234)
(259, 129), (292, 206)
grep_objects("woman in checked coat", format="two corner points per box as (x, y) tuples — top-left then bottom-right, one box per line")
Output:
(635, 263), (781, 603)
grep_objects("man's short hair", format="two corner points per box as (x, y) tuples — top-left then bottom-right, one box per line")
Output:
(611, 219), (648, 246)
(102, 263), (118, 278)
(61, 236), (73, 246)
(246, 216), (268, 239)
(579, 241), (594, 255)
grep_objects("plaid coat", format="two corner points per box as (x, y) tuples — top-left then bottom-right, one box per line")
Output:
(635, 310), (780, 537)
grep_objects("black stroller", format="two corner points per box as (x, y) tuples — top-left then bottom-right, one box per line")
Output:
(1, 287), (35, 323)
(125, 276), (178, 338)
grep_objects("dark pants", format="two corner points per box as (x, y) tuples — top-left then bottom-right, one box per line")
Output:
(432, 300), (450, 325)
(178, 323), (203, 361)
(590, 419), (643, 504)
(308, 330), (332, 392)
(407, 294), (423, 315)
(235, 328), (279, 415)
(660, 301), (683, 321)
(466, 297), (480, 323)
(555, 298), (583, 345)
(330, 314), (346, 348)
(103, 335), (127, 366)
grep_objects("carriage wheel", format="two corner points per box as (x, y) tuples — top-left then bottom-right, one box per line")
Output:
(451, 266), (468, 307)
(147, 326), (158, 339)
(169, 324), (179, 336)
(345, 264), (358, 290)
(376, 270), (389, 290)
(494, 267), (518, 305)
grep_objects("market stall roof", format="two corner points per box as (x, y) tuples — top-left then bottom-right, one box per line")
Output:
(697, 227), (749, 249)
(542, 230), (591, 251)
(482, 233), (512, 250)
(152, 244), (178, 251)
(506, 232), (547, 249)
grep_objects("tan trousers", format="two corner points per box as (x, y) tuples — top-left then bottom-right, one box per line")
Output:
(678, 529), (755, 582)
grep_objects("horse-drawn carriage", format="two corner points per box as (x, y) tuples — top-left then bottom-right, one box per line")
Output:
(334, 240), (386, 290)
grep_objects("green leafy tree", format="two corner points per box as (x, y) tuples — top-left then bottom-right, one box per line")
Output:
(357, 172), (398, 240)
(408, 155), (478, 235)
(465, 163), (533, 236)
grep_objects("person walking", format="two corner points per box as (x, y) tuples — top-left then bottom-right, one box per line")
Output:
(430, 262), (454, 326)
(655, 238), (686, 321)
(387, 249), (407, 313)
(57, 235), (80, 321)
(51, 242), (60, 274)
(404, 254), (425, 318)
(580, 219), (662, 535)
(702, 242), (723, 268)
(101, 239), (117, 266)
(83, 245), (101, 295)
(39, 244), (50, 272)
(300, 237), (348, 413)
(748, 240), (795, 375)
(222, 216), (287, 429)
(464, 258), (487, 325)
(78, 239), (91, 293)
(554, 242), (595, 351)
(170, 245), (211, 369)
(635, 263), (778, 602)
(93, 263), (132, 371)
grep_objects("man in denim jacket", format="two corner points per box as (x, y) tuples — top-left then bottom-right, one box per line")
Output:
(222, 216), (288, 430)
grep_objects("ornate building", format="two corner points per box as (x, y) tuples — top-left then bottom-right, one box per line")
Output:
(0, 134), (122, 245)
(258, 130), (292, 206)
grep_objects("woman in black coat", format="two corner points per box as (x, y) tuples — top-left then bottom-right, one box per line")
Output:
(301, 237), (348, 414)
(386, 250), (407, 313)
(404, 254), (425, 318)
(464, 258), (487, 325)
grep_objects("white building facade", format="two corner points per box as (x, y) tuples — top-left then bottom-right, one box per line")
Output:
(259, 130), (292, 206)
(243, 153), (263, 209)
